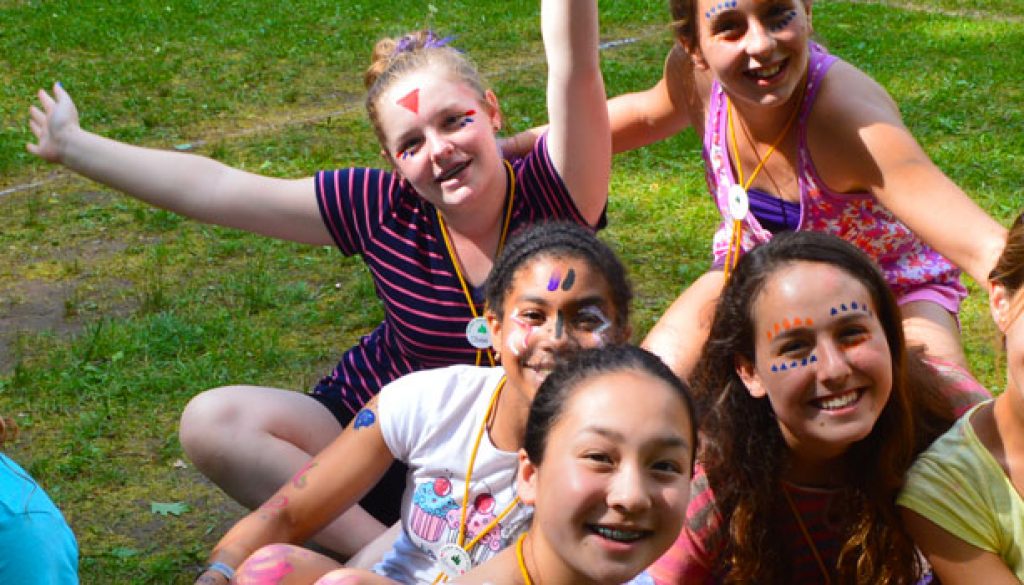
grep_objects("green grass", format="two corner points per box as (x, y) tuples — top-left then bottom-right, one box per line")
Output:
(0, 0), (1021, 582)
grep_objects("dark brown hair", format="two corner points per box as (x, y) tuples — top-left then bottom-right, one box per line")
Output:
(693, 231), (956, 583)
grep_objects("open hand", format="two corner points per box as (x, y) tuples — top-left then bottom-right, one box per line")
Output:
(27, 82), (80, 163)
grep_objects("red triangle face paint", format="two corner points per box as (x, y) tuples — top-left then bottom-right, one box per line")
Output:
(397, 88), (420, 114)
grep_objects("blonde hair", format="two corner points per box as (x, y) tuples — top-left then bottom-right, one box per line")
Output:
(363, 30), (489, 153)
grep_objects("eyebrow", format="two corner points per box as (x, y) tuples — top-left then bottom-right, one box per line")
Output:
(581, 426), (691, 450)
(767, 313), (871, 342)
(516, 294), (607, 307)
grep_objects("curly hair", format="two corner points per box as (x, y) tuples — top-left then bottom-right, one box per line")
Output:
(364, 30), (490, 154)
(693, 231), (956, 583)
(484, 221), (632, 334)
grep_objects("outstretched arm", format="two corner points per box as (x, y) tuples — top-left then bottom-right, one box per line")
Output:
(196, 398), (394, 584)
(28, 84), (331, 245)
(811, 64), (1005, 285)
(542, 0), (608, 226)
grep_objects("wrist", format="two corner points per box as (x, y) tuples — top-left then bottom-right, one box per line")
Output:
(197, 561), (234, 584)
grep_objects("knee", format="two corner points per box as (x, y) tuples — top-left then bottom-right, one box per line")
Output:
(235, 543), (307, 580)
(178, 386), (249, 458)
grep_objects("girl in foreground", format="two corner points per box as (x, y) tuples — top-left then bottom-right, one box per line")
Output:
(28, 0), (609, 553)
(456, 344), (697, 585)
(648, 231), (989, 583)
(198, 221), (633, 584)
(899, 212), (1024, 583)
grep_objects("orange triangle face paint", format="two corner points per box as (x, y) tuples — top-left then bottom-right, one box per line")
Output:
(397, 88), (420, 114)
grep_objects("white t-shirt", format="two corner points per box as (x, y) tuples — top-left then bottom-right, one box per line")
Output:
(374, 365), (532, 583)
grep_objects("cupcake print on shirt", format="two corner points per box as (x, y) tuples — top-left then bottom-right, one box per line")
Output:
(410, 477), (459, 542)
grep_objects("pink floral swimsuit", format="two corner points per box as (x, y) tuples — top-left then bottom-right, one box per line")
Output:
(705, 42), (965, 312)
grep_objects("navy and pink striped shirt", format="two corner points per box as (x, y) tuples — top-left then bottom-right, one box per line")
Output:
(312, 133), (600, 417)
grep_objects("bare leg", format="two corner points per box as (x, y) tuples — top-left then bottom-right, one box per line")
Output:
(641, 271), (725, 380)
(179, 386), (387, 556)
(346, 523), (402, 570)
(901, 300), (968, 368)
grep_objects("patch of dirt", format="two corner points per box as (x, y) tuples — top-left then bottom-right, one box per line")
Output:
(0, 237), (138, 374)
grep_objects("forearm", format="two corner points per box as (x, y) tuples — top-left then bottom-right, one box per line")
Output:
(57, 125), (235, 222)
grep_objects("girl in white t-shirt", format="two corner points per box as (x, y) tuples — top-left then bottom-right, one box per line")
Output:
(202, 221), (633, 585)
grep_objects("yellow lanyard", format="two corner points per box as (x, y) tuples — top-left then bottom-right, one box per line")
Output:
(723, 80), (805, 281)
(432, 376), (522, 583)
(436, 160), (516, 366)
(516, 533), (533, 585)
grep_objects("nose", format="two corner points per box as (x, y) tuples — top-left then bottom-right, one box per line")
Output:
(535, 312), (579, 354)
(425, 129), (454, 160)
(744, 19), (777, 59)
(815, 339), (852, 390)
(607, 463), (652, 513)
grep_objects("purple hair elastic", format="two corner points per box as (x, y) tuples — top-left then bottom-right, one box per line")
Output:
(393, 30), (456, 55)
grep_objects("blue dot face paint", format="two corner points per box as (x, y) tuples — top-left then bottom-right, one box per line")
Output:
(705, 0), (737, 20)
(771, 354), (816, 373)
(353, 408), (376, 429)
(767, 9), (797, 32)
(829, 300), (872, 318)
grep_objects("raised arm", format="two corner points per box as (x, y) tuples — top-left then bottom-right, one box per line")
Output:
(810, 64), (1005, 285)
(196, 398), (394, 584)
(504, 42), (698, 160)
(27, 84), (331, 245)
(542, 0), (608, 226)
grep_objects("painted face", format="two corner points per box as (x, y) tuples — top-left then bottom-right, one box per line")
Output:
(488, 256), (620, 398)
(377, 67), (504, 213)
(519, 369), (694, 583)
(738, 261), (893, 464)
(693, 0), (811, 109)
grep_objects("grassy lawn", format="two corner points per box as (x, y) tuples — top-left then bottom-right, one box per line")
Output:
(0, 0), (1021, 582)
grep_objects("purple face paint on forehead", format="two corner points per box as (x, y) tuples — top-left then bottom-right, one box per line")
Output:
(706, 0), (737, 19)
(547, 268), (562, 291)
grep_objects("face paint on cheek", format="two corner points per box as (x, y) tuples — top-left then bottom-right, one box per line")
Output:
(509, 310), (534, 357)
(768, 9), (798, 32)
(579, 305), (613, 347)
(770, 354), (817, 373)
(459, 109), (476, 128)
(396, 88), (420, 114)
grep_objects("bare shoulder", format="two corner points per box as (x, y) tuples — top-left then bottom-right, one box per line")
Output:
(664, 43), (712, 131)
(807, 59), (910, 192)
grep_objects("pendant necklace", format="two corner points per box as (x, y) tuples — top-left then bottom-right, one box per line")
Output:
(431, 376), (522, 582)
(723, 78), (806, 281)
(437, 160), (516, 365)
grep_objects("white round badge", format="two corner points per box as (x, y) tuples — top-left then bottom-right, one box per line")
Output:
(438, 543), (473, 575)
(727, 184), (749, 221)
(465, 316), (492, 349)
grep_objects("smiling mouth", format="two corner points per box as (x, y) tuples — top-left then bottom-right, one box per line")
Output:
(745, 59), (786, 81)
(587, 524), (652, 543)
(811, 389), (862, 411)
(435, 160), (471, 183)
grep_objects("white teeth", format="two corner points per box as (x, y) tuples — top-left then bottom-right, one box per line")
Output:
(593, 526), (644, 542)
(817, 392), (858, 410)
(750, 63), (781, 79)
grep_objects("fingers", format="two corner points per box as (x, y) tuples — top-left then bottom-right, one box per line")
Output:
(36, 88), (55, 112)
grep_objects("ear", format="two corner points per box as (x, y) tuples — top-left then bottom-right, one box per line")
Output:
(486, 309), (503, 353)
(735, 354), (767, 398)
(516, 449), (539, 506)
(680, 37), (709, 71)
(484, 90), (503, 133)
(381, 148), (400, 172)
(990, 281), (1011, 332)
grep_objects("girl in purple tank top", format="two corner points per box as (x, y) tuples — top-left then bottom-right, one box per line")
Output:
(508, 0), (1006, 383)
